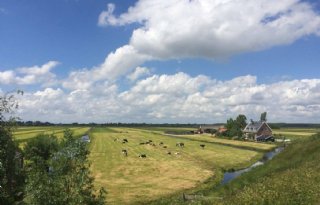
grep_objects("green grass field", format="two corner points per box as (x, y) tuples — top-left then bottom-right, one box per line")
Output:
(273, 128), (319, 140)
(13, 126), (90, 145)
(88, 127), (275, 204)
(13, 126), (317, 204)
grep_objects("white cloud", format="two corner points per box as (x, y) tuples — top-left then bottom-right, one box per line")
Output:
(127, 66), (151, 81)
(0, 70), (16, 84)
(0, 61), (59, 86)
(62, 45), (152, 90)
(96, 45), (153, 80)
(98, 0), (320, 63)
(16, 73), (320, 123)
(64, 0), (320, 88)
(98, 3), (116, 26)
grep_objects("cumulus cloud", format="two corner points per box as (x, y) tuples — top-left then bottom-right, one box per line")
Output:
(62, 0), (320, 88)
(62, 45), (152, 90)
(0, 61), (59, 86)
(98, 3), (116, 26)
(96, 45), (152, 80)
(127, 66), (151, 81)
(17, 73), (320, 123)
(99, 0), (320, 60)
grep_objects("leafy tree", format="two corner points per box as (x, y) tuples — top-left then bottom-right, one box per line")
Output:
(236, 114), (247, 129)
(25, 129), (106, 205)
(260, 112), (267, 122)
(24, 134), (60, 175)
(0, 91), (24, 204)
(24, 134), (59, 161)
(225, 114), (247, 138)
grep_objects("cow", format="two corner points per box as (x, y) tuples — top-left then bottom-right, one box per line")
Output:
(139, 154), (147, 158)
(159, 142), (164, 146)
(123, 139), (128, 142)
(148, 140), (153, 143)
(175, 152), (180, 155)
(163, 146), (167, 149)
(167, 151), (171, 155)
(176, 142), (185, 148)
(139, 142), (145, 145)
(200, 144), (205, 149)
(122, 149), (128, 157)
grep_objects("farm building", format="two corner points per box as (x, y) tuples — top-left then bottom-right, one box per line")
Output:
(217, 127), (227, 134)
(243, 120), (273, 141)
(197, 125), (217, 134)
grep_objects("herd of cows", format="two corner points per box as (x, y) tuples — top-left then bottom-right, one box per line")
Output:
(114, 137), (206, 158)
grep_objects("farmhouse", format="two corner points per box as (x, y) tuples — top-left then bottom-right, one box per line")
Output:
(243, 120), (273, 141)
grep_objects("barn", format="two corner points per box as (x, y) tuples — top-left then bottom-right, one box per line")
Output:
(243, 120), (273, 141)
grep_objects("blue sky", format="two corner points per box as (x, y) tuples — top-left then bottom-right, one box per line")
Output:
(1, 0), (320, 123)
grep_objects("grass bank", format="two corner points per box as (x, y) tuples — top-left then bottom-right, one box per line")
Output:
(176, 133), (320, 205)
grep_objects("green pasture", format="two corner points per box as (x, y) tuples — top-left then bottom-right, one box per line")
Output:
(88, 127), (275, 204)
(13, 126), (90, 143)
(273, 128), (319, 140)
(135, 126), (197, 132)
(13, 125), (318, 204)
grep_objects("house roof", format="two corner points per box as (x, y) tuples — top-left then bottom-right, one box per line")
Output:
(243, 121), (269, 133)
(218, 127), (227, 133)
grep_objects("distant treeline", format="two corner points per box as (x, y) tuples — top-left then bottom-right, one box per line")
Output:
(269, 123), (320, 129)
(15, 121), (320, 129)
(15, 121), (223, 128)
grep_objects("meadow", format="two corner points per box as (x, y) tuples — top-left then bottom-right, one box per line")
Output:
(13, 126), (90, 146)
(13, 125), (318, 204)
(88, 127), (275, 204)
(273, 128), (319, 140)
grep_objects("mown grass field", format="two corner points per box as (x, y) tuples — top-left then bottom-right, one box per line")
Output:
(13, 126), (90, 145)
(273, 128), (319, 140)
(88, 127), (276, 204)
(13, 126), (318, 204)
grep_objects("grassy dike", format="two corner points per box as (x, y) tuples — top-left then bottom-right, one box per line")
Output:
(207, 133), (320, 205)
(147, 133), (320, 205)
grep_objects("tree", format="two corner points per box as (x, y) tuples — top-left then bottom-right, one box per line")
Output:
(25, 129), (106, 205)
(236, 114), (247, 129)
(24, 134), (60, 174)
(0, 91), (24, 204)
(225, 114), (247, 138)
(260, 112), (267, 122)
